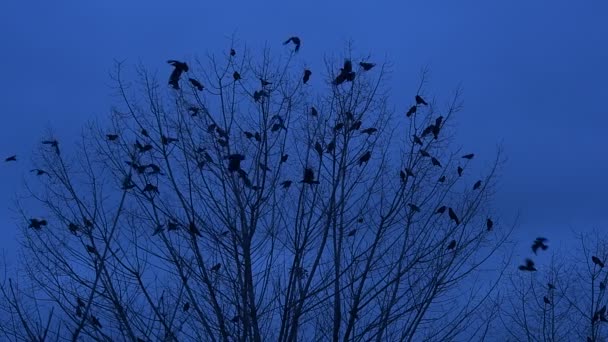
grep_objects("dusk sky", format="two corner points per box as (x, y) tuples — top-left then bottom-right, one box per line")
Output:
(1, 0), (607, 265)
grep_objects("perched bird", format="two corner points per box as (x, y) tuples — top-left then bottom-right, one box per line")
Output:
(361, 127), (377, 135)
(147, 164), (162, 175)
(189, 78), (204, 91)
(347, 229), (356, 237)
(280, 154), (289, 163)
(5, 155), (16, 162)
(448, 208), (460, 225)
(310, 106), (318, 116)
(303, 69), (312, 84)
(233, 71), (241, 81)
(28, 218), (48, 230)
(68, 222), (79, 234)
(244, 131), (254, 139)
(462, 153), (475, 160)
(227, 154), (245, 172)
(189, 221), (202, 237)
(315, 142), (323, 156)
(447, 240), (457, 250)
(548, 283), (556, 290)
(121, 176), (135, 190)
(359, 62), (375, 71)
(415, 95), (428, 106)
(457, 166), (463, 177)
(399, 171), (406, 183)
(254, 132), (261, 142)
(419, 149), (430, 157)
(438, 176), (446, 183)
(167, 221), (179, 231)
(408, 203), (421, 212)
(326, 140), (336, 153)
(187, 106), (200, 116)
(592, 256), (605, 268)
(167, 60), (189, 89)
(473, 180), (482, 190)
(432, 117), (443, 139)
(230, 48), (236, 56)
(30, 169), (47, 176)
(253, 90), (268, 102)
(350, 120), (362, 131)
(334, 122), (344, 131)
(333, 59), (356, 85)
(143, 184), (159, 194)
(405, 168), (415, 177)
(183, 302), (190, 312)
(260, 78), (272, 87)
(106, 134), (119, 141)
(543, 296), (550, 305)
(413, 135), (423, 146)
(86, 245), (97, 254)
(281, 180), (292, 189)
(152, 225), (163, 236)
(406, 105), (417, 117)
(421, 125), (435, 138)
(211, 263), (221, 272)
(532, 237), (549, 255)
(486, 218), (493, 231)
(283, 36), (301, 52)
(141, 129), (150, 138)
(161, 135), (178, 145)
(259, 162), (271, 172)
(593, 305), (608, 322)
(301, 167), (320, 185)
(431, 157), (441, 167)
(436, 206), (446, 214)
(518, 258), (537, 272)
(359, 151), (371, 165)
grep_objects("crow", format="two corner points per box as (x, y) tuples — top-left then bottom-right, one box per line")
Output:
(280, 154), (289, 163)
(532, 237), (549, 255)
(303, 69), (312, 84)
(283, 36), (301, 52)
(167, 60), (189, 89)
(326, 140), (336, 153)
(408, 203), (421, 212)
(432, 117), (443, 139)
(400, 170), (406, 183)
(233, 71), (241, 81)
(161, 135), (178, 145)
(207, 124), (217, 133)
(406, 105), (417, 117)
(68, 222), (79, 234)
(135, 140), (153, 153)
(167, 221), (179, 231)
(350, 120), (362, 131)
(86, 245), (97, 254)
(419, 149), (430, 157)
(413, 135), (423, 146)
(334, 122), (344, 131)
(187, 106), (200, 116)
(473, 180), (482, 190)
(486, 218), (493, 231)
(431, 157), (441, 167)
(5, 155), (16, 162)
(230, 48), (236, 56)
(448, 208), (460, 225)
(543, 296), (550, 305)
(143, 184), (159, 194)
(183, 302), (190, 312)
(189, 221), (202, 237)
(359, 62), (375, 71)
(152, 225), (163, 236)
(457, 166), (463, 177)
(405, 168), (415, 177)
(28, 218), (47, 230)
(359, 151), (371, 165)
(147, 164), (162, 175)
(253, 90), (268, 102)
(211, 263), (221, 272)
(333, 59), (356, 85)
(361, 127), (377, 135)
(141, 129), (150, 137)
(106, 134), (119, 141)
(30, 169), (47, 176)
(447, 240), (456, 250)
(281, 180), (292, 189)
(311, 106), (318, 116)
(260, 78), (272, 87)
(315, 142), (323, 156)
(415, 95), (428, 106)
(301, 167), (320, 185)
(227, 154), (245, 172)
(189, 78), (204, 91)
(244, 131), (254, 139)
(592, 256), (605, 268)
(518, 258), (537, 272)
(347, 229), (356, 237)
(121, 176), (135, 190)
(548, 283), (556, 290)
(254, 132), (261, 142)
(345, 111), (355, 121)
(83, 218), (93, 228)
(462, 153), (475, 160)
(436, 206), (446, 214)
(438, 176), (446, 183)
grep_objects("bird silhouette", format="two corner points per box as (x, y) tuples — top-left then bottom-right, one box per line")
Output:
(167, 60), (189, 89)
(532, 237), (549, 255)
(281, 180), (292, 189)
(462, 153), (475, 160)
(400, 171), (406, 183)
(189, 221), (202, 237)
(121, 176), (135, 190)
(408, 203), (421, 212)
(593, 305), (608, 322)
(360, 62), (375, 71)
(30, 169), (47, 176)
(189, 78), (204, 91)
(473, 180), (482, 190)
(334, 122), (344, 131)
(447, 240), (456, 250)
(259, 162), (271, 172)
(592, 256), (605, 268)
(106, 134), (119, 141)
(233, 71), (241, 81)
(260, 78), (272, 87)
(448, 208), (460, 225)
(421, 125), (435, 138)
(5, 155), (16, 162)
(211, 263), (221, 272)
(415, 95), (428, 106)
(406, 106), (417, 117)
(86, 245), (97, 254)
(230, 48), (236, 56)
(254, 132), (261, 142)
(135, 140), (153, 153)
(280, 154), (289, 163)
(405, 168), (415, 177)
(183, 302), (190, 312)
(187, 106), (200, 116)
(436, 206), (446, 214)
(227, 154), (245, 172)
(457, 166), (463, 177)
(359, 151), (371, 165)
(432, 117), (443, 139)
(161, 135), (178, 145)
(28, 219), (47, 230)
(253, 90), (268, 102)
(141, 129), (150, 137)
(167, 221), (179, 231)
(283, 36), (301, 52)
(419, 149), (430, 157)
(438, 176), (446, 183)
(90, 315), (102, 329)
(361, 127), (377, 135)
(303, 69), (312, 84)
(333, 59), (356, 85)
(347, 229), (356, 237)
(326, 140), (336, 153)
(315, 142), (323, 156)
(518, 258), (537, 272)
(143, 184), (159, 194)
(543, 296), (550, 305)
(431, 157), (442, 167)
(146, 164), (162, 175)
(310, 106), (318, 116)
(548, 283), (556, 290)
(301, 167), (320, 184)
(486, 218), (493, 231)
(244, 131), (254, 139)
(68, 222), (79, 234)
(413, 135), (423, 146)
(350, 120), (362, 131)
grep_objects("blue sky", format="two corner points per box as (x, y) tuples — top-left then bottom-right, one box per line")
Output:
(0, 0), (607, 264)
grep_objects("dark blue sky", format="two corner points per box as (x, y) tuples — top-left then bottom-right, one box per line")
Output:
(1, 0), (607, 262)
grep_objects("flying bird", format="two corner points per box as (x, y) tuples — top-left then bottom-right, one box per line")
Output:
(167, 60), (189, 89)
(189, 78), (204, 91)
(448, 208), (460, 225)
(473, 180), (482, 190)
(592, 256), (605, 268)
(532, 237), (549, 255)
(301, 167), (320, 185)
(447, 240), (457, 250)
(359, 62), (375, 71)
(486, 218), (493, 231)
(359, 151), (371, 165)
(28, 218), (48, 230)
(283, 36), (301, 52)
(462, 153), (475, 160)
(303, 69), (312, 84)
(518, 258), (537, 272)
(415, 95), (428, 106)
(5, 155), (16, 162)
(406, 106), (417, 117)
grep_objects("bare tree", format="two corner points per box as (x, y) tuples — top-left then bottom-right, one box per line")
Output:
(499, 230), (608, 342)
(0, 41), (510, 342)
